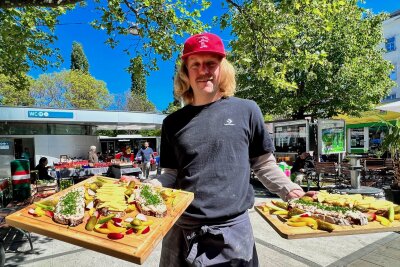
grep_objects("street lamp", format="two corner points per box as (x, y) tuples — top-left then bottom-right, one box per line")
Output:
(128, 23), (139, 35)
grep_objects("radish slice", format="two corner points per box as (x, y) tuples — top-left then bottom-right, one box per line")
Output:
(107, 233), (124, 239)
(87, 189), (96, 196)
(112, 218), (122, 223)
(136, 213), (147, 221)
(28, 208), (36, 215)
(86, 201), (94, 209)
(124, 217), (134, 223)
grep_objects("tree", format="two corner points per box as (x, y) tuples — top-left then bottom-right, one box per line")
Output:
(164, 99), (181, 114)
(0, 1), (81, 8)
(30, 70), (112, 109)
(1, 1), (209, 107)
(70, 41), (89, 73)
(128, 55), (146, 96)
(0, 6), (71, 86)
(223, 0), (395, 120)
(0, 74), (34, 106)
(125, 91), (155, 112)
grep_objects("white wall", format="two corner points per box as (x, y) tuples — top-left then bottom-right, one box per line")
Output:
(34, 135), (99, 166)
(383, 13), (400, 99)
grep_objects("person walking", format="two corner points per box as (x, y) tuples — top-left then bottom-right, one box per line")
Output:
(137, 142), (154, 179)
(149, 32), (316, 266)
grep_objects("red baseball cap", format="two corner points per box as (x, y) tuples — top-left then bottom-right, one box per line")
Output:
(182, 33), (226, 60)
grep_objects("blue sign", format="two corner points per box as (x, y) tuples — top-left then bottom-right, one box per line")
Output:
(28, 110), (74, 119)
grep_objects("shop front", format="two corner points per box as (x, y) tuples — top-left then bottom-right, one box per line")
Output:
(337, 110), (400, 155)
(0, 106), (165, 178)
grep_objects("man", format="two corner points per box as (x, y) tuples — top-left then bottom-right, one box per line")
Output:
(152, 33), (314, 266)
(137, 142), (154, 179)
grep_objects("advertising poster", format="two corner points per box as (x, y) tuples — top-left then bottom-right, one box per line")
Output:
(319, 120), (346, 154)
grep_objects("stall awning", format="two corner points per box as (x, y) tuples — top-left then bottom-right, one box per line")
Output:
(334, 109), (400, 129)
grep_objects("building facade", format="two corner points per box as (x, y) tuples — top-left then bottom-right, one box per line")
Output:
(382, 10), (400, 101)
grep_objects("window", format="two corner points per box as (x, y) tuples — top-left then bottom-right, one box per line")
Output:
(386, 37), (396, 52)
(390, 64), (397, 80)
(383, 93), (396, 101)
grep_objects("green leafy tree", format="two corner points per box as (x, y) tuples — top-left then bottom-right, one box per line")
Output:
(30, 70), (112, 109)
(128, 55), (146, 96)
(163, 99), (181, 114)
(125, 91), (155, 112)
(223, 0), (395, 120)
(0, 6), (71, 86)
(0, 74), (34, 106)
(0, 1), (80, 8)
(70, 41), (89, 73)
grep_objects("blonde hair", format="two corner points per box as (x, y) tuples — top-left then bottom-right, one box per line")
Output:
(174, 58), (236, 105)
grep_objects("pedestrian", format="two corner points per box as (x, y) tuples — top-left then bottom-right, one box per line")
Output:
(88, 145), (98, 164)
(150, 32), (316, 266)
(137, 142), (154, 179)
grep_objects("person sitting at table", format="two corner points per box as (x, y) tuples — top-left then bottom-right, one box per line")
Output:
(35, 157), (55, 180)
(291, 151), (314, 185)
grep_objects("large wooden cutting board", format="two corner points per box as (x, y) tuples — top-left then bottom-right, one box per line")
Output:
(255, 206), (400, 239)
(6, 176), (194, 264)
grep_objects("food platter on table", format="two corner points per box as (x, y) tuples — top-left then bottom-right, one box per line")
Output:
(255, 191), (400, 239)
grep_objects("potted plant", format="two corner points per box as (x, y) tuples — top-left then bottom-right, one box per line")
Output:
(380, 119), (400, 204)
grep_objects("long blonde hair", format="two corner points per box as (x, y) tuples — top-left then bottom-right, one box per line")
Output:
(174, 58), (236, 105)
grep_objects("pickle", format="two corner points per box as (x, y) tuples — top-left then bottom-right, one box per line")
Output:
(124, 189), (133, 196)
(34, 202), (55, 211)
(128, 181), (136, 188)
(94, 181), (103, 188)
(288, 208), (305, 217)
(98, 214), (116, 224)
(132, 218), (142, 226)
(85, 216), (98, 231)
(394, 205), (400, 214)
(272, 201), (288, 210)
(300, 196), (314, 203)
(316, 219), (335, 232)
(89, 183), (98, 191)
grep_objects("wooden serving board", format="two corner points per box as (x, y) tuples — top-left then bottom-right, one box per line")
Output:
(6, 176), (194, 265)
(255, 206), (400, 239)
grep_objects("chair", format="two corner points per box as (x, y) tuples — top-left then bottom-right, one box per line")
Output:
(338, 162), (351, 186)
(314, 162), (338, 189)
(363, 159), (386, 187)
(380, 158), (395, 187)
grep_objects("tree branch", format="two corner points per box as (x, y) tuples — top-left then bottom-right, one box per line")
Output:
(0, 0), (82, 8)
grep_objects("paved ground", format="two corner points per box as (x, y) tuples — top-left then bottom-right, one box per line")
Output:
(3, 178), (400, 267)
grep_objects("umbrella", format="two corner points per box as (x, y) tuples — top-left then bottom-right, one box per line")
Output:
(376, 101), (400, 113)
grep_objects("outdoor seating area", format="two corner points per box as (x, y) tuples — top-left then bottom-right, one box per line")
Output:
(291, 157), (396, 193)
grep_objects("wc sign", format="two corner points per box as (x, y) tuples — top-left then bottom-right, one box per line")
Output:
(28, 110), (74, 119)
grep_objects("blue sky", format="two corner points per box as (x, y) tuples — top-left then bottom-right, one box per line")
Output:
(29, 0), (400, 112)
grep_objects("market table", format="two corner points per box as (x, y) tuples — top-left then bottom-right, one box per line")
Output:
(49, 167), (142, 178)
(4, 176), (194, 264)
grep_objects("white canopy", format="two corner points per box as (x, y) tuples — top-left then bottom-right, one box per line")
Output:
(376, 101), (400, 113)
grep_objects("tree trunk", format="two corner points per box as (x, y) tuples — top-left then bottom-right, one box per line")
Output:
(0, 0), (82, 8)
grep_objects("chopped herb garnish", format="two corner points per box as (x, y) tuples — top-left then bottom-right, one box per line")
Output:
(60, 190), (80, 215)
(295, 199), (355, 214)
(141, 185), (162, 206)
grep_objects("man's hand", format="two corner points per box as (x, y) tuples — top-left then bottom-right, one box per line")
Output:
(286, 189), (318, 201)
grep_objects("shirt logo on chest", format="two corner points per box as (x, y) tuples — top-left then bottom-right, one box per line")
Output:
(224, 118), (235, 126)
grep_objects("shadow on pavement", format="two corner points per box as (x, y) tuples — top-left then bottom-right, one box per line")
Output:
(250, 178), (278, 198)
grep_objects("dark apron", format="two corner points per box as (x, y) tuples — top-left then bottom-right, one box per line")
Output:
(160, 211), (259, 267)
